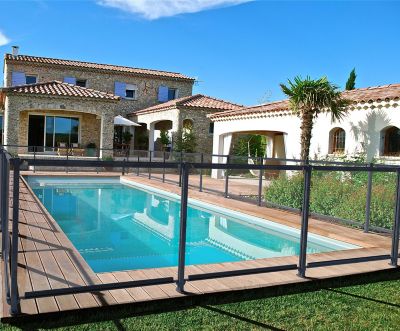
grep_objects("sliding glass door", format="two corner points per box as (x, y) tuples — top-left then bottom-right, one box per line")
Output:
(28, 115), (80, 151)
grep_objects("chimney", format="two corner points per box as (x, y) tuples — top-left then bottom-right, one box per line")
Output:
(11, 46), (19, 56)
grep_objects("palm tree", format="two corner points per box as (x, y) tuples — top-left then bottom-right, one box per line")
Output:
(280, 76), (348, 161)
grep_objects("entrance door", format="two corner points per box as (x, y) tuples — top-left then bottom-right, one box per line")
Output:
(28, 115), (45, 152)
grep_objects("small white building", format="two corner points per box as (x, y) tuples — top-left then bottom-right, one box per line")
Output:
(209, 84), (400, 178)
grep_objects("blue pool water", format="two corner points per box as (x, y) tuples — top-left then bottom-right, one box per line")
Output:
(25, 176), (358, 273)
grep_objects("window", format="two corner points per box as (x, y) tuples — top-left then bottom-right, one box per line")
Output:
(209, 122), (214, 134)
(383, 126), (400, 156)
(125, 84), (137, 99)
(330, 128), (345, 154)
(168, 88), (177, 101)
(76, 79), (87, 87)
(28, 115), (80, 151)
(25, 75), (37, 84)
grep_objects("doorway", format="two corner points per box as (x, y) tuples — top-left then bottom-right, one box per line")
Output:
(28, 115), (45, 152)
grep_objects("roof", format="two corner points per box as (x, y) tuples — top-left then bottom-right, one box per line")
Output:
(4, 54), (195, 82)
(210, 83), (400, 121)
(131, 94), (243, 115)
(1, 80), (120, 101)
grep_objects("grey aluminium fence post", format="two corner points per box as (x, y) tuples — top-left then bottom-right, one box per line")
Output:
(178, 151), (183, 187)
(3, 155), (10, 304)
(0, 151), (3, 240)
(297, 164), (312, 278)
(10, 158), (20, 315)
(258, 157), (263, 206)
(162, 151), (166, 183)
(148, 151), (152, 179)
(390, 168), (400, 267)
(364, 163), (373, 233)
(137, 154), (140, 176)
(66, 148), (69, 174)
(199, 153), (203, 192)
(33, 146), (36, 173)
(177, 162), (189, 293)
(96, 148), (100, 174)
(224, 155), (230, 198)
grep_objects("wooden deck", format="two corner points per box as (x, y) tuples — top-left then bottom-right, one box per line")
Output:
(0, 173), (397, 321)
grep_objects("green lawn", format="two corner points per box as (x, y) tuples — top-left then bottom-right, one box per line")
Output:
(3, 275), (400, 331)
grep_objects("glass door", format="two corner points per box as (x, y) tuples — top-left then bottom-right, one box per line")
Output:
(28, 115), (45, 152)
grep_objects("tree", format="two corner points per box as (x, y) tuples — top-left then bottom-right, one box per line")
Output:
(345, 68), (357, 90)
(280, 76), (348, 161)
(174, 128), (197, 153)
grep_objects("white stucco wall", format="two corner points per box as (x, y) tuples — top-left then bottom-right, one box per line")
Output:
(211, 100), (400, 178)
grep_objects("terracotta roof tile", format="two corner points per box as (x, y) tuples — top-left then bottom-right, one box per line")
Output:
(131, 94), (243, 115)
(5, 54), (195, 81)
(210, 83), (400, 120)
(2, 80), (120, 101)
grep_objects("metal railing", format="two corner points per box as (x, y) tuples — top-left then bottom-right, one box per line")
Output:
(2, 144), (398, 233)
(1, 150), (400, 315)
(0, 148), (20, 315)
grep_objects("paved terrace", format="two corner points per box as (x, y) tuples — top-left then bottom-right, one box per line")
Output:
(0, 172), (396, 321)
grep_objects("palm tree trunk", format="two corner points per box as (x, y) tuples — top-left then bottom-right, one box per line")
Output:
(300, 110), (314, 161)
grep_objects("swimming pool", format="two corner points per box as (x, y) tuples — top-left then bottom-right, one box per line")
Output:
(25, 176), (359, 273)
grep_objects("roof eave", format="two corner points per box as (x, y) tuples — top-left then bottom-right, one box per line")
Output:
(5, 57), (196, 82)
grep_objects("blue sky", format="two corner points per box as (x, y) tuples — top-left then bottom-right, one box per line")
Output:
(0, 0), (399, 106)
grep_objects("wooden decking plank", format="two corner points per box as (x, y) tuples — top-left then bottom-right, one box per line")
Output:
(127, 270), (169, 300)
(96, 273), (133, 304)
(24, 211), (79, 312)
(33, 213), (101, 309)
(111, 271), (151, 302)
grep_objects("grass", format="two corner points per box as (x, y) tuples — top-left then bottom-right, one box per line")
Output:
(2, 275), (400, 331)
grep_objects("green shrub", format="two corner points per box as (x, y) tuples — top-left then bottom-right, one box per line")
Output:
(265, 170), (396, 229)
(265, 172), (304, 209)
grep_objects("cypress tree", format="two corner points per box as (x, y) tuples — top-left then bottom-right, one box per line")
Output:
(345, 68), (357, 90)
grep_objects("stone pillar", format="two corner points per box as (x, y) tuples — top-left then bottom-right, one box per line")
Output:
(100, 112), (114, 158)
(148, 122), (155, 152)
(4, 96), (20, 155)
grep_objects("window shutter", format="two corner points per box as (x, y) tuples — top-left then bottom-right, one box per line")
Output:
(63, 77), (76, 85)
(114, 81), (126, 97)
(158, 85), (169, 102)
(11, 71), (26, 86)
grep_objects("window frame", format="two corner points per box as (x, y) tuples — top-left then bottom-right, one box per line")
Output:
(25, 74), (37, 85)
(76, 79), (87, 88)
(330, 128), (346, 154)
(383, 126), (400, 156)
(167, 88), (178, 101)
(125, 83), (138, 100)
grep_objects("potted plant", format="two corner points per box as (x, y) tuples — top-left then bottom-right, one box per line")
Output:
(122, 131), (133, 145)
(160, 130), (171, 151)
(86, 142), (97, 157)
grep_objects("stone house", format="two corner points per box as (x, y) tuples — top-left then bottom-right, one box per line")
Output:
(128, 94), (242, 154)
(0, 49), (196, 156)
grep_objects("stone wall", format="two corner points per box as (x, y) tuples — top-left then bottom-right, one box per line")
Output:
(132, 107), (222, 154)
(18, 110), (101, 148)
(179, 107), (221, 155)
(4, 94), (116, 157)
(4, 62), (194, 115)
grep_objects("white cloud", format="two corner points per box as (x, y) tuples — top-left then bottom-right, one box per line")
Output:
(0, 31), (10, 47)
(98, 0), (252, 20)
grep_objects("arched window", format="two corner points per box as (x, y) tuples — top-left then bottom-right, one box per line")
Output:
(383, 126), (400, 156)
(330, 128), (346, 154)
(182, 119), (193, 133)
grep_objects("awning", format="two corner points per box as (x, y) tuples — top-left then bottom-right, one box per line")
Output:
(114, 115), (141, 127)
